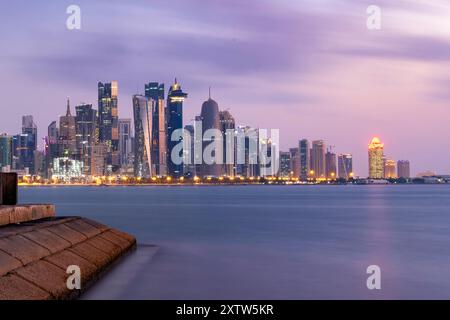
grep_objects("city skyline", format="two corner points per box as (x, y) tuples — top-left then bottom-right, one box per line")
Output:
(1, 1), (450, 175)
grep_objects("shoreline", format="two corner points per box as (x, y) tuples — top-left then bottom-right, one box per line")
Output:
(18, 183), (450, 187)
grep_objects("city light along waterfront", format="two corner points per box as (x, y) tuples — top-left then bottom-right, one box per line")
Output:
(1, 80), (446, 186)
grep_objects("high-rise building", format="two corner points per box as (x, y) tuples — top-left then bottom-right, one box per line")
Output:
(118, 119), (133, 167)
(199, 95), (223, 177)
(289, 148), (300, 178)
(12, 134), (33, 174)
(235, 126), (259, 178)
(337, 154), (353, 180)
(368, 137), (384, 179)
(311, 140), (326, 179)
(90, 143), (107, 177)
(183, 124), (196, 178)
(75, 103), (96, 175)
(98, 81), (119, 173)
(299, 139), (310, 180)
(21, 115), (37, 173)
(384, 159), (397, 178)
(325, 148), (337, 179)
(0, 134), (13, 172)
(397, 160), (410, 179)
(166, 79), (187, 177)
(145, 82), (167, 176)
(279, 151), (291, 178)
(133, 95), (153, 178)
(59, 99), (77, 157)
(219, 110), (236, 177)
(45, 121), (59, 178)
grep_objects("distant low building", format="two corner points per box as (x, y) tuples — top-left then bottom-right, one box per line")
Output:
(397, 160), (410, 178)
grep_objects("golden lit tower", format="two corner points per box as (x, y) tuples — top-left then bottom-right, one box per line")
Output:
(368, 137), (384, 179)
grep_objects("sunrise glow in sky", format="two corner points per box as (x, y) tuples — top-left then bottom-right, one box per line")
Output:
(1, 0), (450, 176)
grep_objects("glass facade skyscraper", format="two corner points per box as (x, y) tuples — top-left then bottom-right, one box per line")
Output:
(145, 82), (167, 176)
(98, 81), (119, 173)
(299, 139), (310, 180)
(166, 79), (187, 178)
(338, 154), (353, 179)
(0, 134), (13, 171)
(133, 95), (153, 178)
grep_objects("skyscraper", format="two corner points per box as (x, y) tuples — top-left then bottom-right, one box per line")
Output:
(368, 137), (384, 179)
(299, 139), (310, 180)
(118, 119), (133, 169)
(21, 115), (37, 173)
(0, 134), (13, 172)
(98, 81), (119, 173)
(325, 148), (337, 179)
(219, 110), (236, 177)
(75, 103), (96, 175)
(289, 148), (300, 178)
(338, 154), (353, 180)
(145, 82), (167, 176)
(59, 99), (77, 157)
(235, 126), (259, 178)
(166, 79), (187, 177)
(133, 95), (153, 178)
(279, 151), (291, 178)
(183, 124), (196, 178)
(384, 159), (397, 178)
(311, 140), (326, 179)
(199, 95), (223, 177)
(397, 160), (410, 179)
(45, 121), (59, 178)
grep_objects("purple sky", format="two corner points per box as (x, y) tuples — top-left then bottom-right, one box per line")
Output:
(1, 0), (449, 176)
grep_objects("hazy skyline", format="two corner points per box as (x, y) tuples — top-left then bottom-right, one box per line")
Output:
(1, 0), (450, 176)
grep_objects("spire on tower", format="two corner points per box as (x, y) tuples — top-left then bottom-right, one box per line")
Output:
(66, 97), (71, 116)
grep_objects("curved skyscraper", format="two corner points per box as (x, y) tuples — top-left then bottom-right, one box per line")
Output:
(133, 95), (153, 178)
(167, 79), (187, 178)
(199, 95), (223, 177)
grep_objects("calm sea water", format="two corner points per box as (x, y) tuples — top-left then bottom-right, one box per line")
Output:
(20, 185), (450, 299)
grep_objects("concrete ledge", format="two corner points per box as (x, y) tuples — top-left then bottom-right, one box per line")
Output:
(0, 216), (136, 300)
(0, 205), (55, 227)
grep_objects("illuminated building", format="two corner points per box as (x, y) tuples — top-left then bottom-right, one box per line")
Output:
(220, 110), (236, 177)
(384, 159), (397, 178)
(397, 160), (410, 179)
(368, 137), (384, 179)
(133, 95), (153, 178)
(167, 79), (187, 177)
(338, 154), (353, 179)
(289, 148), (300, 178)
(145, 82), (167, 176)
(52, 157), (84, 181)
(0, 134), (13, 172)
(75, 103), (96, 175)
(325, 148), (337, 179)
(299, 139), (310, 180)
(118, 118), (133, 168)
(98, 81), (119, 173)
(90, 143), (107, 177)
(59, 99), (77, 158)
(199, 94), (223, 177)
(279, 151), (291, 178)
(20, 115), (37, 173)
(311, 140), (326, 179)
(183, 124), (196, 177)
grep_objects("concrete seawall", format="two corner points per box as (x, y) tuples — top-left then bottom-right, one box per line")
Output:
(0, 205), (136, 300)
